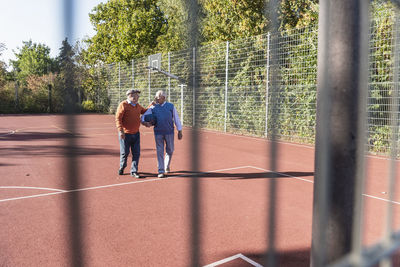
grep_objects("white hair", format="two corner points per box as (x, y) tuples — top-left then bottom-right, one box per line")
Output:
(155, 90), (166, 98)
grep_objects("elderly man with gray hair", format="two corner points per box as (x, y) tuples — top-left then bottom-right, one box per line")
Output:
(141, 90), (183, 178)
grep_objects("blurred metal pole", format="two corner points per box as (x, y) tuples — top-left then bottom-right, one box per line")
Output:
(311, 0), (369, 266)
(263, 0), (279, 266)
(381, 10), (400, 267)
(188, 0), (200, 265)
(63, 0), (84, 266)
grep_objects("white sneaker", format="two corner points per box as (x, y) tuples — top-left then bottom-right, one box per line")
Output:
(158, 173), (165, 178)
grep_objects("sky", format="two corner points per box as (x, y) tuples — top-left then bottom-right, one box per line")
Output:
(0, 0), (105, 66)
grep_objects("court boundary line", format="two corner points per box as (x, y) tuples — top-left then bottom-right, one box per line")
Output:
(203, 253), (263, 267)
(1, 165), (398, 206)
(0, 186), (66, 192)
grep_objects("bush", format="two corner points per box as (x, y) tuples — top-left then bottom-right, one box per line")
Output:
(82, 100), (96, 112)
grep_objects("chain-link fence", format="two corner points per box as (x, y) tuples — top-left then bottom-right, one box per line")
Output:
(105, 8), (400, 156)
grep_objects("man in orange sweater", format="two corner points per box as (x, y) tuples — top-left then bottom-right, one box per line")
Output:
(115, 89), (147, 178)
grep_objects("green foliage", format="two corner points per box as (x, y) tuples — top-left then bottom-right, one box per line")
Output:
(368, 1), (396, 153)
(57, 38), (79, 112)
(279, 0), (319, 30)
(82, 100), (96, 111)
(199, 0), (267, 42)
(86, 0), (167, 64)
(156, 0), (189, 52)
(10, 40), (56, 83)
(0, 82), (17, 113)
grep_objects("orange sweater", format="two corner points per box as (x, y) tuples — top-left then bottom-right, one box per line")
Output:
(115, 101), (147, 134)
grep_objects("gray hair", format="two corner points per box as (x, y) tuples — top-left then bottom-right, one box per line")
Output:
(155, 90), (166, 98)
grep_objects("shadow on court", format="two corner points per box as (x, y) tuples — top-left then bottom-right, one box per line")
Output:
(0, 131), (79, 141)
(0, 145), (119, 157)
(239, 248), (310, 267)
(165, 170), (314, 180)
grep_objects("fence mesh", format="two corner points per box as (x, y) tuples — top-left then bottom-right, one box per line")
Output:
(104, 8), (400, 156)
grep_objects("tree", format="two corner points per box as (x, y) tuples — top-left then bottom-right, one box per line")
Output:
(10, 40), (55, 83)
(279, 0), (319, 30)
(86, 0), (167, 63)
(0, 43), (7, 86)
(199, 0), (267, 43)
(57, 38), (78, 112)
(156, 0), (190, 52)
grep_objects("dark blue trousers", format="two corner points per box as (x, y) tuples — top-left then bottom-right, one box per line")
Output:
(119, 132), (140, 174)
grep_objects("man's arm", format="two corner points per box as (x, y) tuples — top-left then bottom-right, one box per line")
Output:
(141, 107), (154, 127)
(172, 106), (183, 140)
(115, 102), (125, 139)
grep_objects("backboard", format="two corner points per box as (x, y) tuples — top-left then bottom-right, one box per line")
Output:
(148, 53), (162, 72)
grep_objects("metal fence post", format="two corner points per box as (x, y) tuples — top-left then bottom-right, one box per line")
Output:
(148, 65), (151, 103)
(311, 0), (369, 265)
(48, 84), (52, 113)
(15, 82), (19, 112)
(180, 84), (184, 125)
(118, 62), (121, 103)
(132, 59), (135, 89)
(168, 52), (171, 100)
(265, 32), (271, 138)
(193, 47), (196, 126)
(224, 41), (229, 132)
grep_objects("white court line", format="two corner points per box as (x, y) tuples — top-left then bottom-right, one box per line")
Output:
(246, 166), (400, 206)
(0, 186), (66, 192)
(248, 165), (314, 183)
(362, 194), (400, 205)
(203, 253), (263, 267)
(0, 130), (15, 136)
(2, 165), (397, 206)
(0, 166), (251, 203)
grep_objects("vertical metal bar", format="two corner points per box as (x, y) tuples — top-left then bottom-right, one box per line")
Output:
(48, 84), (52, 113)
(15, 82), (19, 111)
(381, 11), (400, 267)
(181, 84), (184, 125)
(148, 67), (151, 103)
(118, 62), (121, 103)
(224, 41), (229, 132)
(168, 52), (171, 100)
(62, 0), (84, 266)
(350, 0), (369, 265)
(312, 0), (370, 265)
(188, 0), (200, 265)
(132, 59), (135, 90)
(311, 0), (332, 265)
(193, 47), (196, 127)
(263, 0), (279, 266)
(265, 32), (270, 138)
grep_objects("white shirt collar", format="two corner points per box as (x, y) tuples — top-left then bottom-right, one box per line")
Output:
(127, 99), (136, 106)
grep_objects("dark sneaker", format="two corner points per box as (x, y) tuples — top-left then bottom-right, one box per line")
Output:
(118, 169), (124, 175)
(165, 167), (170, 174)
(157, 173), (165, 178)
(131, 172), (140, 178)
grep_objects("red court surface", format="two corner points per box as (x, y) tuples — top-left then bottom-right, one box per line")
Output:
(0, 114), (399, 266)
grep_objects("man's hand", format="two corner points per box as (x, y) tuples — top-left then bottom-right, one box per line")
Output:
(119, 130), (125, 139)
(142, 121), (153, 128)
(178, 130), (183, 140)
